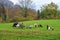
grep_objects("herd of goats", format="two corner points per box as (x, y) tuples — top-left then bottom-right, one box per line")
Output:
(12, 22), (54, 30)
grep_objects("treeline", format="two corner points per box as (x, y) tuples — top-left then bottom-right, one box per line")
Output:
(0, 0), (60, 23)
(0, 6), (37, 23)
(0, 0), (37, 23)
(39, 2), (60, 19)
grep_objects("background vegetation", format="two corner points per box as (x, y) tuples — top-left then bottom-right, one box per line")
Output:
(0, 0), (60, 23)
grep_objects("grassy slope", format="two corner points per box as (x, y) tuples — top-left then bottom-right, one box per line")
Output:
(0, 20), (60, 40)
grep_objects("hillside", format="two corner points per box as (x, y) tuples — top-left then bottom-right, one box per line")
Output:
(0, 20), (60, 40)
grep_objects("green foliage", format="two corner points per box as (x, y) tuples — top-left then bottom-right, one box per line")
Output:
(0, 2), (60, 23)
(40, 2), (59, 19)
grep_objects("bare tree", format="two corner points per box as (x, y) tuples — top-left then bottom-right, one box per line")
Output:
(18, 0), (35, 17)
(0, 3), (6, 22)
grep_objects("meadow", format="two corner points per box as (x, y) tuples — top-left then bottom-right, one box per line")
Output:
(0, 20), (60, 40)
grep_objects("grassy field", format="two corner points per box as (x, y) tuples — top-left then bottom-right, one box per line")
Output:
(0, 20), (60, 40)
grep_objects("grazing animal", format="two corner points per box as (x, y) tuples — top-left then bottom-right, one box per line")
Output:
(13, 22), (18, 27)
(27, 25), (33, 29)
(47, 25), (49, 30)
(47, 25), (54, 30)
(34, 23), (37, 27)
(16, 24), (20, 27)
(38, 24), (43, 28)
(48, 26), (51, 30)
(19, 23), (25, 28)
(50, 27), (54, 30)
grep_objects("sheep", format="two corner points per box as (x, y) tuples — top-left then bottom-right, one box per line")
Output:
(27, 25), (33, 29)
(34, 23), (38, 27)
(47, 25), (54, 30)
(13, 22), (18, 27)
(38, 24), (43, 28)
(16, 24), (20, 28)
(19, 23), (25, 28)
(47, 25), (49, 30)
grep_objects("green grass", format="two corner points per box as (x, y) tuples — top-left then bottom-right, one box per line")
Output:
(0, 20), (60, 40)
